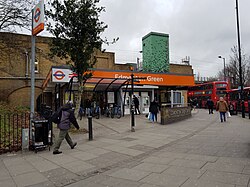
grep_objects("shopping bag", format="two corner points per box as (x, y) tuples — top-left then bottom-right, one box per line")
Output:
(227, 111), (231, 118)
(148, 112), (151, 120)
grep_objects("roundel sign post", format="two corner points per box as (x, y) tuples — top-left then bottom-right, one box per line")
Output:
(32, 0), (44, 36)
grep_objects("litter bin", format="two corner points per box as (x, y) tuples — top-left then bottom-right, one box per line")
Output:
(30, 119), (52, 152)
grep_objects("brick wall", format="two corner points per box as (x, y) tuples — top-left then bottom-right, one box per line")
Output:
(169, 64), (193, 75)
(0, 32), (118, 108)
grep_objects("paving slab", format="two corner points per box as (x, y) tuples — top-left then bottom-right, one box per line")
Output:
(61, 160), (95, 173)
(68, 151), (99, 161)
(108, 168), (151, 181)
(25, 181), (56, 187)
(139, 184), (162, 187)
(184, 153), (218, 162)
(0, 163), (12, 180)
(0, 178), (17, 187)
(40, 153), (79, 165)
(13, 171), (48, 187)
(168, 158), (207, 169)
(203, 159), (245, 173)
(162, 165), (206, 179)
(25, 155), (60, 172)
(199, 170), (250, 186)
(152, 151), (186, 159)
(43, 168), (80, 187)
(6, 162), (36, 176)
(83, 147), (110, 156)
(129, 145), (155, 152)
(140, 173), (189, 187)
(113, 148), (145, 156)
(142, 156), (175, 165)
(181, 178), (235, 187)
(132, 162), (170, 173)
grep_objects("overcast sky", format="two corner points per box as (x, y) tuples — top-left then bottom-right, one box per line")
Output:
(98, 0), (250, 77)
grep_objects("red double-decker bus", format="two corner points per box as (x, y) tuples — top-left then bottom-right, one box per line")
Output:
(187, 81), (229, 108)
(228, 87), (250, 113)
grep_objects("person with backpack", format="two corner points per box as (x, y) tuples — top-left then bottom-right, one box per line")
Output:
(53, 101), (79, 155)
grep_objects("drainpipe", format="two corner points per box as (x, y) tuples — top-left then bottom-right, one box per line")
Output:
(25, 50), (29, 78)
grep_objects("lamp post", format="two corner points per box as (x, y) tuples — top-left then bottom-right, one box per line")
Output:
(235, 0), (245, 118)
(218, 56), (226, 81)
(131, 74), (135, 132)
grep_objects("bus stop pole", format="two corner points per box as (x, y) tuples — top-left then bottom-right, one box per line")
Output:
(131, 74), (135, 132)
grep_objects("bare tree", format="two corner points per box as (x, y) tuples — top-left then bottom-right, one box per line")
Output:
(0, 0), (33, 32)
(226, 46), (250, 88)
(207, 76), (218, 82)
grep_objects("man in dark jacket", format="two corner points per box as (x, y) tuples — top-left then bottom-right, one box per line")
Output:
(207, 99), (214, 114)
(133, 95), (140, 115)
(149, 100), (159, 122)
(53, 102), (80, 155)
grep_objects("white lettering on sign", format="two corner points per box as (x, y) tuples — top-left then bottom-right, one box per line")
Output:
(115, 74), (131, 79)
(114, 74), (164, 82)
(147, 76), (164, 82)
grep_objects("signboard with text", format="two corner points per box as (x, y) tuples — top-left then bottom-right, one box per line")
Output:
(50, 68), (195, 86)
(32, 0), (44, 35)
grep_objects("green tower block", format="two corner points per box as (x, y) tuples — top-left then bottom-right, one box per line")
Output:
(142, 32), (169, 72)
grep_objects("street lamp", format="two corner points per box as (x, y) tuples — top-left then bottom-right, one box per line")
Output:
(235, 0), (245, 118)
(218, 56), (226, 81)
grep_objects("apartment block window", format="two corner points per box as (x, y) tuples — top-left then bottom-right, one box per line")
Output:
(35, 59), (39, 73)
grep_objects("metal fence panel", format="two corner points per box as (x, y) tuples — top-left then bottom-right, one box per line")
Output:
(0, 113), (30, 154)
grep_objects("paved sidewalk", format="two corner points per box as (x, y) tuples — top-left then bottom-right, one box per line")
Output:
(1, 109), (250, 187)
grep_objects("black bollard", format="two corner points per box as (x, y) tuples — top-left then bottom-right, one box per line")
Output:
(248, 101), (250, 119)
(242, 100), (245, 118)
(131, 108), (135, 132)
(88, 116), (93, 140)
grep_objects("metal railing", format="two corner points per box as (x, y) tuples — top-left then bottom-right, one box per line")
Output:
(0, 113), (30, 154)
(161, 103), (189, 108)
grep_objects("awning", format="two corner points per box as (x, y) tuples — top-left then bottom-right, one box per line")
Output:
(82, 77), (129, 92)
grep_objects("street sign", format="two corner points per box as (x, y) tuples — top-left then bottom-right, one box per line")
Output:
(32, 0), (44, 36)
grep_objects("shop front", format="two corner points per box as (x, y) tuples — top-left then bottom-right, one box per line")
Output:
(42, 66), (195, 116)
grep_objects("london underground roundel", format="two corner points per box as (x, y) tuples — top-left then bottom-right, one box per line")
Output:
(34, 8), (41, 23)
(53, 70), (65, 80)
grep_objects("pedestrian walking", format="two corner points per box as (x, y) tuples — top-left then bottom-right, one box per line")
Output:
(193, 98), (198, 110)
(78, 99), (84, 120)
(53, 101), (79, 154)
(229, 102), (234, 115)
(149, 100), (159, 122)
(85, 98), (92, 116)
(216, 97), (229, 123)
(206, 99), (214, 114)
(133, 95), (140, 115)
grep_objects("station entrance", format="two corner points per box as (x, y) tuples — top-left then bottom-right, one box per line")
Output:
(41, 67), (195, 119)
